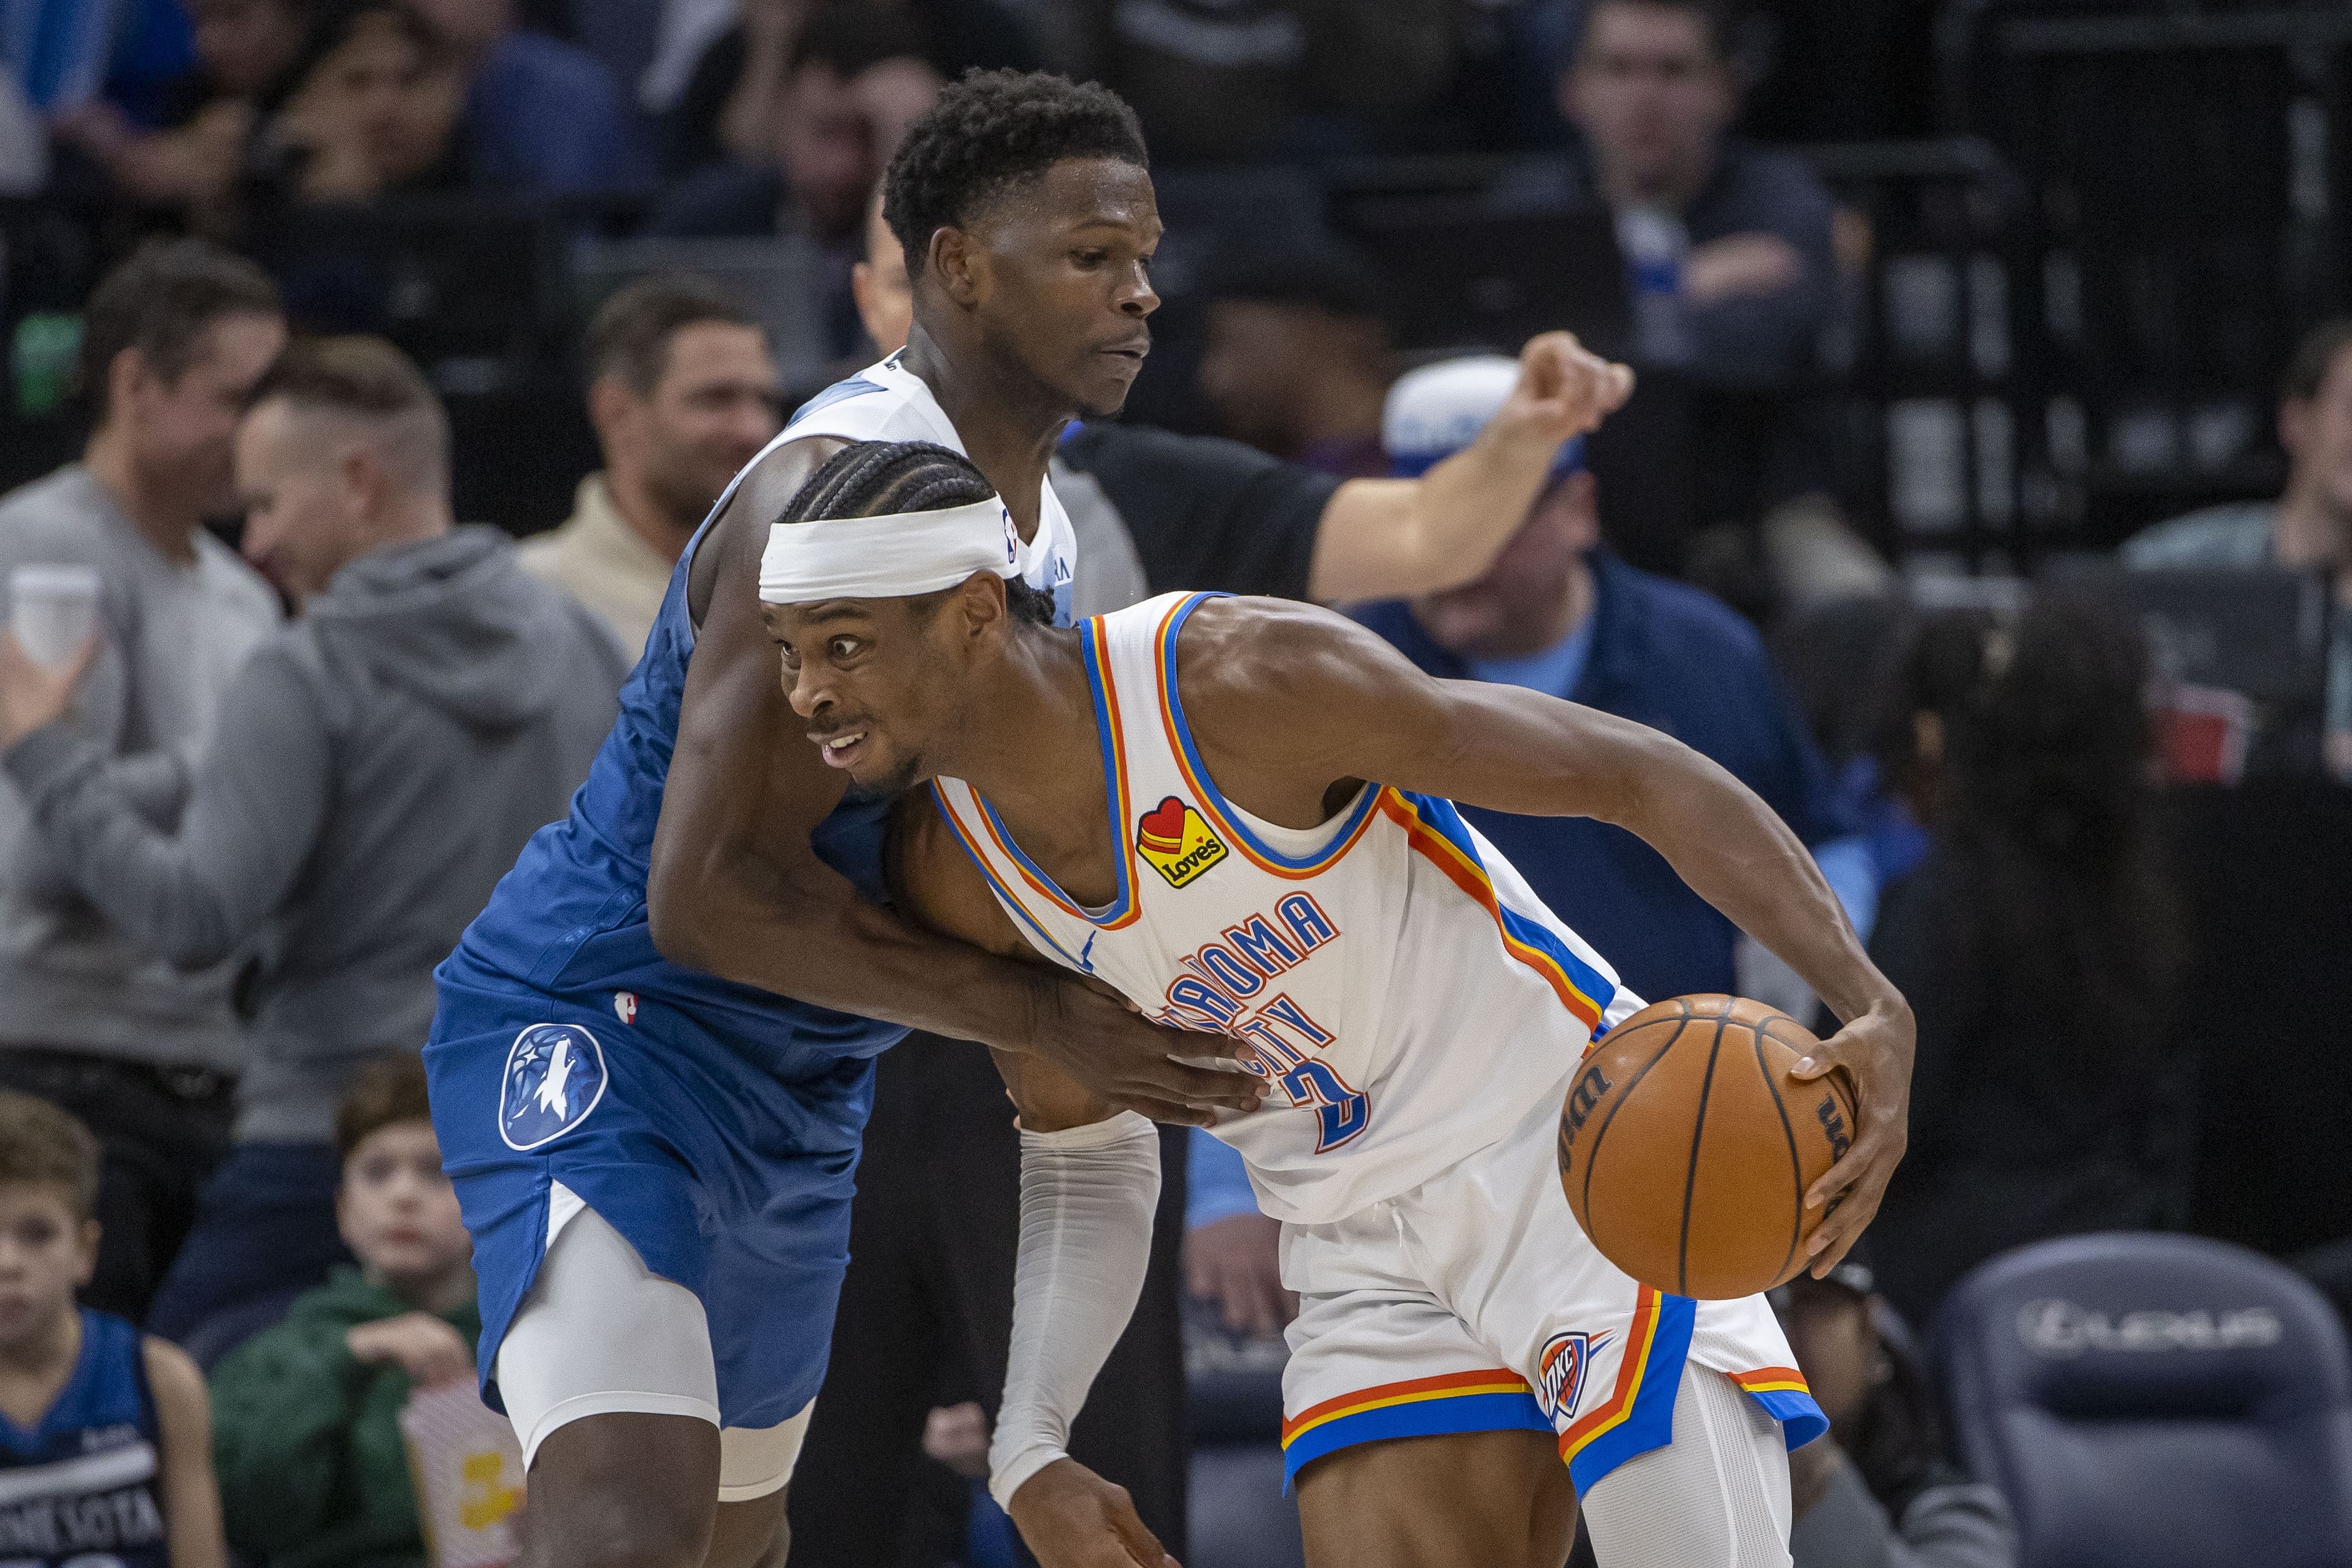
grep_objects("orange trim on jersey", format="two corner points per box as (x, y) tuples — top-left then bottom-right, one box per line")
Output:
(1149, 596), (1384, 880)
(1281, 1368), (1535, 1448)
(927, 783), (1092, 972)
(1375, 789), (1607, 1032)
(1728, 1367), (1815, 1396)
(1559, 1286), (1665, 1462)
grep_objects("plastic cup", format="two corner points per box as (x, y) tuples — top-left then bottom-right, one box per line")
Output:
(8, 564), (101, 667)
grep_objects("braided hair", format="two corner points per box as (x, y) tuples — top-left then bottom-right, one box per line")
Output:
(777, 440), (1057, 625)
(882, 69), (1148, 265)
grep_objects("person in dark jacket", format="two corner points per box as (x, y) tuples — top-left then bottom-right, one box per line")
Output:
(1354, 354), (1874, 1009)
(210, 1052), (488, 1568)
(1857, 602), (2189, 1328)
(0, 335), (629, 1348)
(1774, 1250), (2017, 1568)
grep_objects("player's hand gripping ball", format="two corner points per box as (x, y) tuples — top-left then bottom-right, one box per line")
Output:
(1557, 995), (1857, 1300)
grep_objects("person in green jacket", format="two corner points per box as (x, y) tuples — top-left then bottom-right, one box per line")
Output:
(209, 1052), (480, 1568)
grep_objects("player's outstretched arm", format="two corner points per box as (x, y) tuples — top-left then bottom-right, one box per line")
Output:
(647, 443), (1257, 1122)
(1178, 597), (1913, 1276)
(892, 796), (1179, 1568)
(1307, 331), (1633, 604)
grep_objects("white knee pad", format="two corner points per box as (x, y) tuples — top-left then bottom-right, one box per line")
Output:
(495, 1183), (811, 1501)
(1580, 1365), (1794, 1568)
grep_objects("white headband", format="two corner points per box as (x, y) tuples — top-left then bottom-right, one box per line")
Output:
(757, 496), (1023, 604)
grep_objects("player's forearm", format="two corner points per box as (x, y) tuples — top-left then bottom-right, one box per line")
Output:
(647, 848), (1051, 1051)
(1608, 729), (1902, 1025)
(991, 1113), (1161, 1511)
(1306, 421), (1557, 603)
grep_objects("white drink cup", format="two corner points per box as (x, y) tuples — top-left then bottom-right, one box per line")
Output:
(8, 564), (101, 668)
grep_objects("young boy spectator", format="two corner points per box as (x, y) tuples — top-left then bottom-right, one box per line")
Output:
(209, 1052), (479, 1568)
(0, 1090), (227, 1568)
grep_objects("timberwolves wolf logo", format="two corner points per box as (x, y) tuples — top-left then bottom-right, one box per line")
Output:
(1536, 1330), (1610, 1423)
(499, 1023), (609, 1152)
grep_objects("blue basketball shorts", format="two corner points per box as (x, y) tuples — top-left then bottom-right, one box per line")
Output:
(424, 964), (880, 1434)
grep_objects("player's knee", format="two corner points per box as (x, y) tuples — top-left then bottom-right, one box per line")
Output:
(518, 1489), (714, 1568)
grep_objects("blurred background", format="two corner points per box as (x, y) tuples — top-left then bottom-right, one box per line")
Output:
(2, 2), (2350, 1567)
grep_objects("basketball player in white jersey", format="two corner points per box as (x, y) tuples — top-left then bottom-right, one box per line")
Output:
(757, 442), (1916, 1567)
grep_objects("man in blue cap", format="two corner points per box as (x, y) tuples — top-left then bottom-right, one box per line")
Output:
(1354, 353), (1875, 1006)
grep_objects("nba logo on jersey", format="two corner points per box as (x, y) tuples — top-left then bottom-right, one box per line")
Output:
(1136, 796), (1228, 889)
(1537, 1330), (1608, 1422)
(499, 1023), (609, 1152)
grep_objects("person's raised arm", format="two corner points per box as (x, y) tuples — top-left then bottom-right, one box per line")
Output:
(646, 441), (1257, 1122)
(890, 793), (1178, 1568)
(1180, 599), (1912, 1275)
(1305, 332), (1631, 604)
(144, 1338), (228, 1568)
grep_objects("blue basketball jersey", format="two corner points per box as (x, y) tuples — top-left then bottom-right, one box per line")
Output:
(440, 358), (1078, 1083)
(0, 1310), (169, 1568)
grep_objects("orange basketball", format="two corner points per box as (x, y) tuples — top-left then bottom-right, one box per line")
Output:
(1556, 995), (1857, 1300)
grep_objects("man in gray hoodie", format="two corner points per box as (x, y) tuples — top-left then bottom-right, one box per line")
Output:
(0, 335), (630, 1345)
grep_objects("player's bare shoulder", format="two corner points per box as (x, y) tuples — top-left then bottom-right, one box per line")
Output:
(685, 434), (850, 625)
(1171, 595), (1427, 738)
(1167, 595), (1434, 811)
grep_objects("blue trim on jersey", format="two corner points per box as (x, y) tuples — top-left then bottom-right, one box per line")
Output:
(1392, 791), (1620, 1021)
(787, 375), (885, 427)
(967, 627), (1137, 928)
(926, 785), (1094, 972)
(1567, 1295), (1696, 1493)
(1279, 1390), (1552, 1492)
(1751, 1390), (1831, 1451)
(1158, 592), (1382, 871)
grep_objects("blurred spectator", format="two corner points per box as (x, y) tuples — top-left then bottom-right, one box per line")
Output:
(0, 240), (285, 1324)
(406, 0), (647, 192)
(47, 0), (305, 215)
(253, 2), (463, 205)
(1197, 245), (1395, 479)
(651, 7), (940, 360)
(0, 335), (628, 1346)
(1050, 0), (1455, 162)
(0, 1090), (227, 1568)
(1355, 355), (1872, 1007)
(520, 276), (781, 652)
(2123, 318), (2352, 780)
(1772, 1252), (2019, 1568)
(1859, 602), (2188, 1328)
(209, 1052), (480, 1568)
(665, 0), (1035, 178)
(0, 69), (41, 192)
(1557, 0), (1836, 391)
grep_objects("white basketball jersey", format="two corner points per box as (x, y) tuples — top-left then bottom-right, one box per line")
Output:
(932, 593), (1647, 1227)
(761, 351), (1078, 609)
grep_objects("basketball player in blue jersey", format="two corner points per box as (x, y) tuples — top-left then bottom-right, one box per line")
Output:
(0, 1092), (223, 1568)
(759, 441), (1917, 1568)
(422, 74), (1277, 1568)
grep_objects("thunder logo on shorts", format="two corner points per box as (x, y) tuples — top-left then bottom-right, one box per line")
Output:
(1136, 796), (1227, 889)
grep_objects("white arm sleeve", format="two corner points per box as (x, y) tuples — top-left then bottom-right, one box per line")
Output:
(987, 1110), (1161, 1511)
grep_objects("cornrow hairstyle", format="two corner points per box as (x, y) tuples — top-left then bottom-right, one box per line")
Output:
(778, 440), (1056, 625)
(881, 69), (1147, 269)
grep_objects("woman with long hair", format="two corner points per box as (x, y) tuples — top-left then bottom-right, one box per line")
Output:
(1859, 596), (2190, 1327)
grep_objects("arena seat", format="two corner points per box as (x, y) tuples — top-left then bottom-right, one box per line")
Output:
(1936, 1232), (2352, 1568)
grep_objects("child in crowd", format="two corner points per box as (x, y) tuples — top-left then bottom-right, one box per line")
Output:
(209, 1053), (479, 1568)
(0, 1092), (226, 1568)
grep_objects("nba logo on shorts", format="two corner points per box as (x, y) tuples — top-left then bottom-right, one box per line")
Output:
(1537, 1330), (1609, 1422)
(499, 1023), (609, 1152)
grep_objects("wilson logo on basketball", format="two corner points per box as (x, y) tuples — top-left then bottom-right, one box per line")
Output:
(1136, 795), (1228, 889)
(1536, 1330), (1609, 1421)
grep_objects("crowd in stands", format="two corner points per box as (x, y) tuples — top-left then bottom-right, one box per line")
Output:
(1, 2), (2347, 1567)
